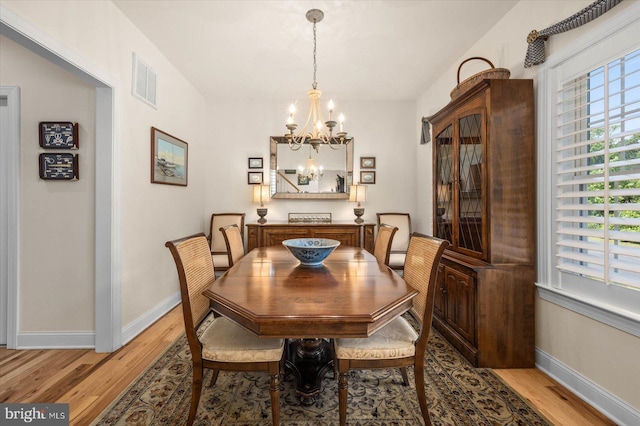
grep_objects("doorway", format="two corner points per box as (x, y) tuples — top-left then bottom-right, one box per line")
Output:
(1, 8), (121, 351)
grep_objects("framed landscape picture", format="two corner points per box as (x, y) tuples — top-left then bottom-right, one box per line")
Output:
(151, 127), (188, 186)
(248, 157), (263, 169)
(360, 171), (376, 184)
(360, 157), (375, 169)
(248, 171), (263, 184)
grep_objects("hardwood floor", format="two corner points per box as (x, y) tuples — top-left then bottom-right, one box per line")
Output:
(0, 305), (616, 426)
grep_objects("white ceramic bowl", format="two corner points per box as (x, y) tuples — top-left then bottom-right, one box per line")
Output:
(282, 238), (341, 266)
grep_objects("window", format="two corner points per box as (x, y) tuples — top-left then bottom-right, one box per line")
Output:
(539, 6), (640, 335)
(556, 49), (640, 290)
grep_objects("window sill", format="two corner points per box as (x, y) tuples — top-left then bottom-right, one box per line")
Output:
(536, 285), (640, 338)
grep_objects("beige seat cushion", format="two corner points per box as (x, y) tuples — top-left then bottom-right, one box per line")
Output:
(200, 317), (284, 362)
(212, 254), (229, 269)
(334, 316), (418, 360)
(388, 253), (406, 269)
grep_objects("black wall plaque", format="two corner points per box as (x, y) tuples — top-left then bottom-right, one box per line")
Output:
(39, 153), (79, 180)
(39, 121), (79, 149)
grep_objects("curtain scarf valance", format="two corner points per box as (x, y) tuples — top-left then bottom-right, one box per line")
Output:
(524, 0), (624, 68)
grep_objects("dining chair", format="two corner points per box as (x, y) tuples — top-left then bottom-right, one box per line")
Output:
(208, 213), (245, 273)
(334, 232), (449, 426)
(373, 223), (398, 267)
(376, 212), (412, 273)
(219, 224), (245, 268)
(165, 233), (284, 426)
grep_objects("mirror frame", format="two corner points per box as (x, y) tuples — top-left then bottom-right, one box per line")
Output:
(270, 136), (353, 199)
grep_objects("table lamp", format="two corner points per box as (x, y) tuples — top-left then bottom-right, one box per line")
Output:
(349, 184), (366, 223)
(252, 184), (271, 223)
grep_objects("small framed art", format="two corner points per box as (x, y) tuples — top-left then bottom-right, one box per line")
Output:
(298, 175), (310, 185)
(360, 157), (375, 169)
(248, 171), (263, 184)
(248, 157), (263, 169)
(151, 127), (188, 186)
(39, 153), (79, 180)
(39, 121), (79, 149)
(360, 171), (376, 184)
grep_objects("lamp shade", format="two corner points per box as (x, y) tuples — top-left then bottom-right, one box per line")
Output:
(349, 184), (366, 204)
(252, 185), (271, 205)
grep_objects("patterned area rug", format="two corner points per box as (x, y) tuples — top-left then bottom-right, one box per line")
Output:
(93, 316), (550, 425)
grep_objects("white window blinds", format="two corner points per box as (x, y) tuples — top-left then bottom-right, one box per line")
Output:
(556, 48), (640, 290)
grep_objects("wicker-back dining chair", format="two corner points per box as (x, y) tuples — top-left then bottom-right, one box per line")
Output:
(165, 233), (283, 426)
(208, 213), (245, 272)
(373, 223), (398, 267)
(376, 212), (412, 272)
(219, 224), (245, 268)
(334, 232), (449, 426)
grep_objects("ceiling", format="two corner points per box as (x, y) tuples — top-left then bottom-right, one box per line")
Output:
(113, 0), (519, 101)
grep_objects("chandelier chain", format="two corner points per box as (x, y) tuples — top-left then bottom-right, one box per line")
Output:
(312, 20), (318, 90)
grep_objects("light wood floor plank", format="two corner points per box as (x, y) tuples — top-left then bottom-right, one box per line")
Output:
(0, 305), (615, 425)
(494, 369), (616, 426)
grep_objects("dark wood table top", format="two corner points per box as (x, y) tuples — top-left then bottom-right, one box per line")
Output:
(203, 246), (418, 338)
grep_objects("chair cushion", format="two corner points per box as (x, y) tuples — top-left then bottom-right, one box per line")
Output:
(212, 254), (229, 268)
(334, 316), (418, 360)
(388, 253), (406, 269)
(200, 317), (284, 362)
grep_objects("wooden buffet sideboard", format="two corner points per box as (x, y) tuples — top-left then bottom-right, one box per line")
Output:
(246, 221), (375, 253)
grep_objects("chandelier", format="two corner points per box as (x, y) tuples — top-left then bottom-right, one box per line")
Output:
(285, 9), (351, 153)
(298, 148), (324, 181)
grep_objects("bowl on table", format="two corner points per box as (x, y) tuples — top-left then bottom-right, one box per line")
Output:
(282, 238), (341, 266)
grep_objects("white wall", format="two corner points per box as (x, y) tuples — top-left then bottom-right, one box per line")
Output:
(0, 35), (96, 332)
(204, 99), (418, 231)
(415, 0), (640, 418)
(1, 1), (207, 339)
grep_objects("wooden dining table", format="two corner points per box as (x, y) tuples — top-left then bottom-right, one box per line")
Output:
(203, 245), (418, 403)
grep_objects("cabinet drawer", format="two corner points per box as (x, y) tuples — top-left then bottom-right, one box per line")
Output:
(263, 228), (309, 247)
(311, 227), (360, 247)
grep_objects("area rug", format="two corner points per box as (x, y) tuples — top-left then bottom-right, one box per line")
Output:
(93, 316), (550, 425)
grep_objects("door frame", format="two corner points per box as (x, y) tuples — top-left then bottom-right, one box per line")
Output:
(0, 5), (122, 352)
(0, 86), (19, 347)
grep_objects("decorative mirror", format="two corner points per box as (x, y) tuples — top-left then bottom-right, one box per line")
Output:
(270, 136), (353, 199)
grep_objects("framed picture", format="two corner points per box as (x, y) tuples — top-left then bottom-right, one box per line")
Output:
(39, 153), (79, 180)
(248, 171), (263, 184)
(39, 121), (79, 149)
(360, 171), (376, 184)
(248, 157), (263, 169)
(151, 127), (188, 186)
(298, 175), (310, 185)
(360, 157), (376, 169)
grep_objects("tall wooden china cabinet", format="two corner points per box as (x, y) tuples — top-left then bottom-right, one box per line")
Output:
(429, 79), (535, 368)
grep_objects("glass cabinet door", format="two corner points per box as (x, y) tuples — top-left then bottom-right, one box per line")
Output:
(434, 113), (484, 257)
(435, 125), (453, 242)
(457, 113), (483, 254)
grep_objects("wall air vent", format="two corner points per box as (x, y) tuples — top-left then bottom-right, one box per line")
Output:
(132, 53), (157, 108)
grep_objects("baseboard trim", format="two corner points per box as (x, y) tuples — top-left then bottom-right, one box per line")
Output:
(16, 331), (95, 349)
(13, 293), (180, 350)
(536, 347), (640, 426)
(121, 292), (181, 345)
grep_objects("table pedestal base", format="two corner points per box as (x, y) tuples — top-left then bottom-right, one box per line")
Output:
(285, 338), (334, 405)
